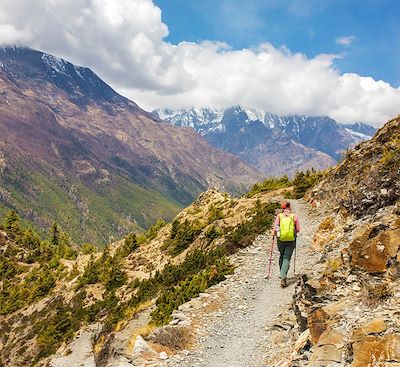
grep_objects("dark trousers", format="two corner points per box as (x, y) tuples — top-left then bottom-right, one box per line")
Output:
(277, 238), (296, 278)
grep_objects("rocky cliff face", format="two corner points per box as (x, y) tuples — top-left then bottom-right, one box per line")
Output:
(265, 115), (400, 366)
(314, 115), (400, 216)
(154, 106), (375, 177)
(0, 47), (261, 244)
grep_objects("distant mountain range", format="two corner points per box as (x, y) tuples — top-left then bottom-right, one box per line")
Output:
(153, 106), (375, 176)
(0, 47), (261, 244)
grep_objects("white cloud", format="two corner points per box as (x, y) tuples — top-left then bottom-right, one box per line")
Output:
(0, 0), (398, 127)
(336, 36), (357, 46)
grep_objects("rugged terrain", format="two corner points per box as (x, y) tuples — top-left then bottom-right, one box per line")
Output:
(0, 47), (261, 244)
(154, 106), (375, 177)
(0, 84), (397, 366)
(263, 115), (400, 366)
(0, 185), (285, 367)
(163, 200), (318, 367)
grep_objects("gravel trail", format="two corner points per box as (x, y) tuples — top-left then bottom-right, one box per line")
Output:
(167, 199), (318, 367)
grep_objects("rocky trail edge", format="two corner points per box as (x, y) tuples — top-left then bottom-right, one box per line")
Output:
(165, 199), (320, 367)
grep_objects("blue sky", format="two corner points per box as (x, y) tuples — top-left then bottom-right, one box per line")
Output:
(154, 0), (400, 87)
(1, 0), (399, 124)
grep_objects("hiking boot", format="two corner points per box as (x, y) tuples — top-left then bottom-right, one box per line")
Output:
(280, 278), (287, 288)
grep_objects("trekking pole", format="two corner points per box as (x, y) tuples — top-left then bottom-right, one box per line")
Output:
(293, 245), (297, 276)
(266, 236), (275, 279)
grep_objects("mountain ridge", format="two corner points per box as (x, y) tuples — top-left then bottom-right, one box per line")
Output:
(154, 106), (375, 177)
(152, 105), (374, 164)
(0, 47), (262, 244)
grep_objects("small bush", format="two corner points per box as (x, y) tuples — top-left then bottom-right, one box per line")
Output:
(247, 170), (323, 199)
(150, 258), (233, 325)
(149, 326), (194, 350)
(289, 170), (324, 199)
(164, 219), (201, 256)
(247, 176), (290, 197)
(137, 219), (167, 245)
(205, 225), (222, 241)
(208, 204), (224, 223)
(81, 243), (96, 255)
(226, 201), (279, 249)
(118, 232), (138, 258)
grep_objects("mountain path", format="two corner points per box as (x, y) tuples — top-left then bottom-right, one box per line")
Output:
(166, 199), (319, 367)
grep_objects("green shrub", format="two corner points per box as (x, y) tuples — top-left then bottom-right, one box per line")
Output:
(164, 219), (201, 256)
(150, 258), (233, 325)
(247, 170), (323, 199)
(0, 265), (56, 315)
(117, 232), (139, 258)
(145, 219), (166, 241)
(205, 225), (222, 241)
(207, 204), (224, 223)
(36, 306), (78, 356)
(77, 255), (100, 287)
(77, 250), (127, 291)
(81, 242), (96, 255)
(289, 170), (324, 199)
(226, 201), (279, 249)
(22, 228), (41, 250)
(247, 176), (290, 197)
(3, 210), (22, 239)
(0, 255), (19, 280)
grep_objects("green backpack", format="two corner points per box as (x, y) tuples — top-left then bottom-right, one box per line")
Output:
(279, 213), (295, 242)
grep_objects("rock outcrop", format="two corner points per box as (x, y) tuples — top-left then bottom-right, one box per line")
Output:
(267, 115), (400, 366)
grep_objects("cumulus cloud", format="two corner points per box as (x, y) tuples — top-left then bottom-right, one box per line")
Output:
(0, 0), (399, 126)
(336, 35), (357, 46)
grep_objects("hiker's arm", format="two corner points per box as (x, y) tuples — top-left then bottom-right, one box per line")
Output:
(294, 214), (301, 234)
(272, 215), (280, 238)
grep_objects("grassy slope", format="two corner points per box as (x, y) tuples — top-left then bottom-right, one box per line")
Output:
(0, 188), (280, 366)
(0, 163), (182, 246)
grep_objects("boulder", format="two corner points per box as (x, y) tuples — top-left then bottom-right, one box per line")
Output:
(293, 328), (311, 352)
(311, 344), (342, 363)
(351, 319), (387, 341)
(171, 311), (187, 322)
(308, 308), (330, 345)
(351, 334), (400, 367)
(350, 226), (400, 273)
(133, 335), (153, 355)
(317, 328), (344, 349)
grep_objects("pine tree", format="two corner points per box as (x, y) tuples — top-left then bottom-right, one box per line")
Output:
(4, 210), (21, 237)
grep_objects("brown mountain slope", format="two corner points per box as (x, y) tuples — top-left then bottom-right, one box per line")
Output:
(0, 47), (261, 243)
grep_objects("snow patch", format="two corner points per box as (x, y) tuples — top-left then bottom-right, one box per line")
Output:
(344, 128), (372, 142)
(74, 66), (85, 79)
(41, 54), (68, 76)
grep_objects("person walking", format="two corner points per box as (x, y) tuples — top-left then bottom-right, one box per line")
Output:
(272, 202), (300, 288)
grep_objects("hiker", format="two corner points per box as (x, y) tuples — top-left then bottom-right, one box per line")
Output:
(272, 202), (300, 288)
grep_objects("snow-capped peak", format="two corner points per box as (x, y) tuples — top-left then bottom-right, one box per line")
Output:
(41, 54), (68, 76)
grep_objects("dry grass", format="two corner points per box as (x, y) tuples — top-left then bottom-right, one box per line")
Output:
(363, 283), (393, 307)
(93, 334), (105, 355)
(126, 324), (157, 352)
(318, 217), (335, 231)
(323, 257), (342, 277)
(148, 326), (194, 351)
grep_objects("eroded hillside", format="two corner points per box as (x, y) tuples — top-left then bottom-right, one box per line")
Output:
(267, 115), (400, 366)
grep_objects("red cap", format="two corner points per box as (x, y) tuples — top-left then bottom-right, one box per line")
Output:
(281, 202), (287, 209)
